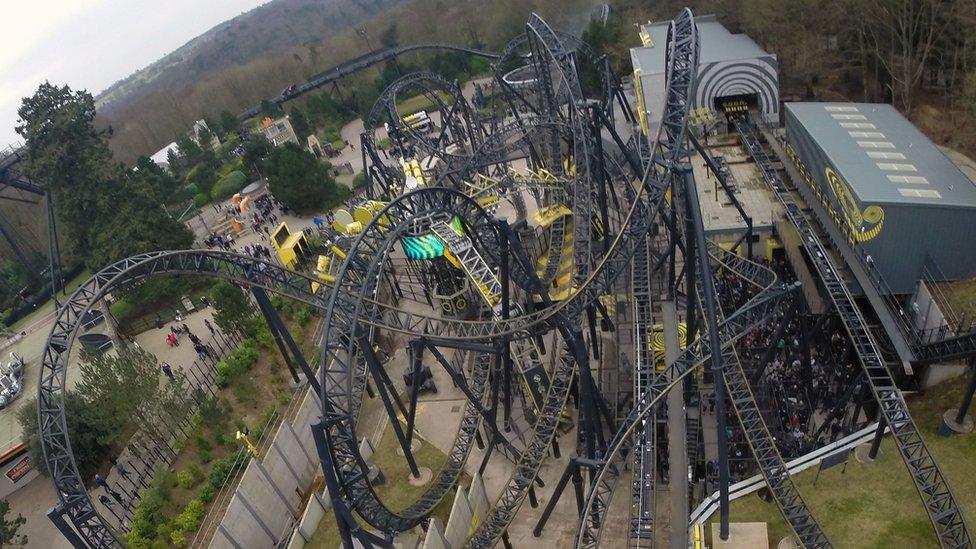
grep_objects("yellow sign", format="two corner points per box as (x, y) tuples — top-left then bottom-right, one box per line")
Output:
(824, 167), (884, 242)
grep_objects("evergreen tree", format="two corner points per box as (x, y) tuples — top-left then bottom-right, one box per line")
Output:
(16, 83), (118, 257)
(0, 499), (26, 547)
(289, 106), (312, 141)
(210, 281), (255, 336)
(263, 143), (349, 212)
(260, 99), (282, 120)
(166, 147), (182, 176)
(175, 133), (204, 167)
(16, 83), (195, 270)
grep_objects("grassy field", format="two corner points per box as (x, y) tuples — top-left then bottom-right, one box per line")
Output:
(306, 421), (462, 548)
(939, 278), (976, 324)
(708, 375), (976, 547)
(395, 91), (455, 117)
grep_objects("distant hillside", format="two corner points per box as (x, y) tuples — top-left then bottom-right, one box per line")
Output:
(95, 0), (598, 163)
(96, 0), (404, 160)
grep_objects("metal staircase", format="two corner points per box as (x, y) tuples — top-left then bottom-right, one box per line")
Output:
(430, 220), (503, 314)
(914, 331), (976, 365)
(735, 116), (972, 548)
(431, 219), (553, 417)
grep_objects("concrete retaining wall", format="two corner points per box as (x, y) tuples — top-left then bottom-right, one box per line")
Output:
(209, 388), (320, 548)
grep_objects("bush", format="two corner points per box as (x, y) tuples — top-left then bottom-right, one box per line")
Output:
(215, 339), (259, 387)
(193, 192), (211, 207)
(207, 453), (248, 491)
(176, 470), (195, 490)
(211, 170), (247, 200)
(198, 483), (215, 503)
(352, 172), (367, 189)
(218, 158), (244, 177)
(173, 499), (206, 532)
(194, 432), (212, 453)
(170, 529), (187, 548)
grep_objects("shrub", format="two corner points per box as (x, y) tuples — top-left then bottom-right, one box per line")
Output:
(207, 453), (248, 491)
(173, 499), (206, 532)
(352, 171), (367, 189)
(170, 529), (187, 548)
(294, 305), (311, 325)
(194, 432), (212, 453)
(188, 463), (204, 484)
(211, 170), (247, 200)
(199, 448), (211, 463)
(198, 483), (215, 503)
(215, 339), (259, 387)
(176, 470), (195, 490)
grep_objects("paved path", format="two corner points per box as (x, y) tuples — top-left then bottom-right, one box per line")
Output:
(6, 475), (71, 549)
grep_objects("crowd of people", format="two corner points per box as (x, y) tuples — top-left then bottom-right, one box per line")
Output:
(203, 195), (290, 253)
(700, 254), (863, 486)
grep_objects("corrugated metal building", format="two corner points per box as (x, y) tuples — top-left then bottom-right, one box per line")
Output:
(630, 15), (779, 136)
(784, 102), (976, 294)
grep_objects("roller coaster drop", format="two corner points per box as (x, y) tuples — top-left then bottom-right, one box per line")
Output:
(36, 8), (970, 549)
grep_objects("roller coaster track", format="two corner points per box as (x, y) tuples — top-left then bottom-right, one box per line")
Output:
(913, 331), (976, 366)
(703, 267), (831, 547)
(44, 8), (693, 546)
(575, 250), (794, 548)
(629, 232), (655, 545)
(734, 116), (972, 548)
(239, 43), (500, 119)
(430, 219), (551, 417)
(36, 248), (495, 546)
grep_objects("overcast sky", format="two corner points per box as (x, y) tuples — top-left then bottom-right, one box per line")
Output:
(1, 0), (270, 147)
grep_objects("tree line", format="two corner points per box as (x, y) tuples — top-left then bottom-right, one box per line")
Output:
(96, 0), (597, 163)
(604, 0), (976, 155)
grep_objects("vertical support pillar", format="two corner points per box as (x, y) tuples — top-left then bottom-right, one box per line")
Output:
(498, 219), (513, 426)
(684, 165), (731, 540)
(956, 358), (976, 425)
(252, 287), (321, 395)
(869, 417), (886, 459)
(683, 169), (697, 339)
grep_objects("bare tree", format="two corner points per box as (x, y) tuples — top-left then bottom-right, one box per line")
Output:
(856, 0), (957, 114)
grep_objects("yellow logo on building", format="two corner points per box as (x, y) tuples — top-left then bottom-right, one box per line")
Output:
(825, 167), (884, 242)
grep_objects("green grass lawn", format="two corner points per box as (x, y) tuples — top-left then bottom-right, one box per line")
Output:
(939, 278), (976, 323)
(395, 91), (455, 117)
(709, 376), (976, 547)
(306, 422), (462, 548)
(8, 268), (91, 331)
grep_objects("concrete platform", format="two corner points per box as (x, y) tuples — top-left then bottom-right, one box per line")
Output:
(711, 522), (770, 549)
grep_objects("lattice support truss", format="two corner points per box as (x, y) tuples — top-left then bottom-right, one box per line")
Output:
(735, 116), (971, 549)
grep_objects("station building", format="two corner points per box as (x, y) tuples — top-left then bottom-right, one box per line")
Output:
(784, 102), (976, 295)
(630, 14), (780, 136)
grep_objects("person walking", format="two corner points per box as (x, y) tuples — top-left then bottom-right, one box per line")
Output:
(161, 362), (175, 380)
(95, 474), (125, 505)
(204, 319), (216, 336)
